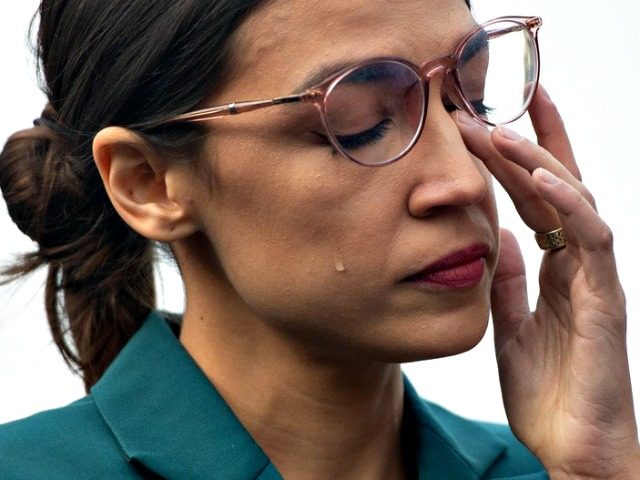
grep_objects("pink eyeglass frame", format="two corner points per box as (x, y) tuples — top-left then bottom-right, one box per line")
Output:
(164, 15), (542, 166)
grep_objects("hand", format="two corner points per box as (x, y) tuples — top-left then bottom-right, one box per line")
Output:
(456, 87), (640, 479)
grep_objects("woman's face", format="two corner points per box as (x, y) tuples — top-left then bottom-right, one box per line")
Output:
(182, 0), (500, 362)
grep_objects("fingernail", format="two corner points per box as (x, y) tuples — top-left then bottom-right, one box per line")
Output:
(536, 167), (560, 185)
(497, 126), (522, 142)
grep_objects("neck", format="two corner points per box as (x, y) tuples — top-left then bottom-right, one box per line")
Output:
(237, 360), (407, 480)
(179, 290), (409, 479)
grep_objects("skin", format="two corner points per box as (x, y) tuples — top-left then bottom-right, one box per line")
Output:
(458, 95), (640, 478)
(92, 0), (640, 478)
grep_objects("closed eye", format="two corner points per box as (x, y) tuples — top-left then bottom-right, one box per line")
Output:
(443, 99), (493, 116)
(334, 118), (392, 151)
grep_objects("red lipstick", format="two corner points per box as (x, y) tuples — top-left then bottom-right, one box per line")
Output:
(404, 244), (489, 289)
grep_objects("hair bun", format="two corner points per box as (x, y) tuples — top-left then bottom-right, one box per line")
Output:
(0, 109), (66, 243)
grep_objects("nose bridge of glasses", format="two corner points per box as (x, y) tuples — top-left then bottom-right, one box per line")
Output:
(419, 57), (458, 108)
(419, 56), (456, 81)
(417, 56), (464, 112)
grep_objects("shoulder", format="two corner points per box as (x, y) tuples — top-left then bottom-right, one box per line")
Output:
(0, 396), (139, 479)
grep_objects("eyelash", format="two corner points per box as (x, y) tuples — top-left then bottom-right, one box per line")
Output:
(334, 119), (392, 151)
(318, 99), (492, 155)
(444, 99), (492, 115)
(470, 100), (492, 115)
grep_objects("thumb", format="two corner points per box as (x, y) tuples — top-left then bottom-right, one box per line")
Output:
(491, 228), (531, 353)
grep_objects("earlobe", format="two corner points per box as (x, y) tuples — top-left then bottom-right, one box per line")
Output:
(92, 127), (199, 242)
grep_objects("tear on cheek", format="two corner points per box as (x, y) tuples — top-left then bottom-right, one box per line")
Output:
(334, 257), (347, 273)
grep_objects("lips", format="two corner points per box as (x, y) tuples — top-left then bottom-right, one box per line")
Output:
(403, 243), (490, 289)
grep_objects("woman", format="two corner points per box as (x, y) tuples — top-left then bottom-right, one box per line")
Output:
(0, 0), (638, 478)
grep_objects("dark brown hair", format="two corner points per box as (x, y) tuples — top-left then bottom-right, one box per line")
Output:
(0, 0), (472, 392)
(0, 0), (263, 391)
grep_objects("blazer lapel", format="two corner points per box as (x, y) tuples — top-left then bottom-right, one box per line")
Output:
(405, 379), (547, 479)
(91, 312), (281, 480)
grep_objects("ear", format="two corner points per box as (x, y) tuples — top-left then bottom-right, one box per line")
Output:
(92, 127), (199, 242)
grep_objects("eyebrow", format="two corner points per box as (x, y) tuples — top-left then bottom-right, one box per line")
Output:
(291, 29), (488, 95)
(460, 29), (488, 64)
(291, 59), (364, 94)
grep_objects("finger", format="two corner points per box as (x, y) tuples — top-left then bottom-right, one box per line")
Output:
(532, 167), (620, 292)
(528, 85), (581, 180)
(491, 126), (596, 210)
(491, 229), (531, 354)
(455, 111), (497, 164)
(456, 112), (560, 233)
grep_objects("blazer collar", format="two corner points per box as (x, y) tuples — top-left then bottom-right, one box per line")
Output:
(90, 312), (526, 479)
(404, 379), (507, 479)
(91, 312), (279, 480)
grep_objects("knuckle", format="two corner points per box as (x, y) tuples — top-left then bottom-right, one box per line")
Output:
(565, 185), (584, 208)
(521, 190), (545, 210)
(578, 184), (597, 208)
(594, 224), (614, 251)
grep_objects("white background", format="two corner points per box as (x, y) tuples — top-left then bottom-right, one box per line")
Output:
(1, 1), (639, 426)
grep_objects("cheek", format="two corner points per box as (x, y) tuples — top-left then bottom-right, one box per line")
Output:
(199, 140), (399, 325)
(482, 172), (499, 234)
(478, 171), (500, 275)
(190, 130), (500, 359)
(484, 169), (500, 233)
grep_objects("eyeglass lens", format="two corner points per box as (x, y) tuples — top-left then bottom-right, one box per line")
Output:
(323, 20), (537, 165)
(324, 61), (425, 166)
(457, 20), (538, 126)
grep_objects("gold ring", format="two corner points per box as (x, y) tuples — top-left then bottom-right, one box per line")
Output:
(535, 227), (567, 251)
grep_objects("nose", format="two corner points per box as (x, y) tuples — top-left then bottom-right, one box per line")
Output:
(405, 74), (490, 218)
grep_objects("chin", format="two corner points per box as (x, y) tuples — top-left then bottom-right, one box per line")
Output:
(267, 293), (493, 365)
(362, 305), (492, 364)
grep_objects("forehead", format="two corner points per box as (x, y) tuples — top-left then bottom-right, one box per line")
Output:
(223, 0), (475, 96)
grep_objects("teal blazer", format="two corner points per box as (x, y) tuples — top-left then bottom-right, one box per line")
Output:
(0, 312), (548, 479)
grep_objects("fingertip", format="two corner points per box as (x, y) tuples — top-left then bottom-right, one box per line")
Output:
(490, 126), (528, 160)
(533, 167), (584, 217)
(532, 167), (561, 186)
(494, 227), (525, 276)
(529, 84), (562, 120)
(455, 110), (476, 128)
(536, 84), (552, 101)
(532, 167), (569, 203)
(495, 126), (524, 143)
(497, 228), (524, 266)
(499, 227), (518, 246)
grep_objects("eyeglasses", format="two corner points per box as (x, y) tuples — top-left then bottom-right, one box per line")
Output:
(164, 16), (542, 166)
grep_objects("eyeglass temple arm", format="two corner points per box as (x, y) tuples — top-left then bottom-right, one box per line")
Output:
(487, 17), (542, 40)
(166, 17), (541, 125)
(168, 92), (318, 123)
